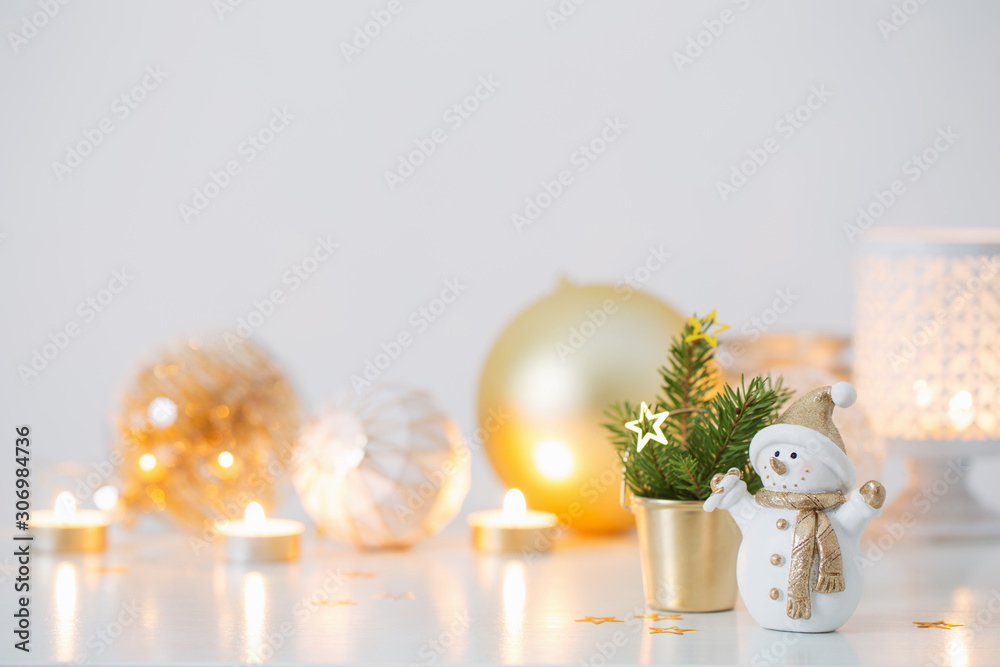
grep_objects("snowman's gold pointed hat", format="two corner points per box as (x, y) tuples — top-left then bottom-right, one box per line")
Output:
(749, 382), (858, 492)
(775, 385), (848, 452)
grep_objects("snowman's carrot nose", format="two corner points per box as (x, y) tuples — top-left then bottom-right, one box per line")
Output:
(769, 457), (787, 475)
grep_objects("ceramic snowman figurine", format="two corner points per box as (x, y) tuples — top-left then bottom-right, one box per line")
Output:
(704, 382), (885, 633)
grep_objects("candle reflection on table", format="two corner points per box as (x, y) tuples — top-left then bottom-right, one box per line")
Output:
(947, 632), (969, 667)
(54, 562), (77, 663)
(501, 560), (526, 664)
(244, 572), (266, 662)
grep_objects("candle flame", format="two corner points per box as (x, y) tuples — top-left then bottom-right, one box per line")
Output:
(245, 502), (266, 528)
(55, 492), (77, 522)
(503, 489), (527, 521)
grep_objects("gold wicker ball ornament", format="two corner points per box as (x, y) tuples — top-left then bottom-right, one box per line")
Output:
(113, 338), (301, 530)
(293, 385), (471, 549)
(478, 280), (687, 533)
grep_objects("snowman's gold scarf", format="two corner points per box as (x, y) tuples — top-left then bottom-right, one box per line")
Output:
(754, 490), (846, 620)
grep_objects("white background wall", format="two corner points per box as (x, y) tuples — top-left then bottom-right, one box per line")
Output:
(2, 0), (999, 522)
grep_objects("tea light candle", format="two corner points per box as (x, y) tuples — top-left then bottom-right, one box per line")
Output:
(468, 489), (559, 554)
(220, 502), (303, 562)
(31, 492), (110, 553)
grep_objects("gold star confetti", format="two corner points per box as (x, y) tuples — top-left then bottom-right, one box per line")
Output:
(373, 592), (416, 600)
(343, 571), (376, 579)
(575, 617), (624, 624)
(318, 599), (357, 606)
(635, 613), (683, 621)
(650, 626), (696, 635)
(913, 620), (963, 629)
(683, 310), (730, 348)
(624, 402), (670, 452)
(89, 566), (129, 573)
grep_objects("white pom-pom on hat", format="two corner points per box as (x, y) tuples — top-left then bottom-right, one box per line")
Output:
(831, 382), (857, 409)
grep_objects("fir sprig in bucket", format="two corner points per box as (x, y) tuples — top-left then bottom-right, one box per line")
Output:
(605, 311), (791, 611)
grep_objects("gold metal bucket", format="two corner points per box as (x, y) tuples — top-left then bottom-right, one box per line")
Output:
(624, 486), (741, 612)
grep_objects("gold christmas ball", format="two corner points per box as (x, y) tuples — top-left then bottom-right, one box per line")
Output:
(112, 337), (301, 531)
(478, 280), (687, 533)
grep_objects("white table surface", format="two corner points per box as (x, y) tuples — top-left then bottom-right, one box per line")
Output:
(5, 528), (1000, 666)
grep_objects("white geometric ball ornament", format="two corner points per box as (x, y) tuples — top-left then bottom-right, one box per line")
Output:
(292, 385), (470, 549)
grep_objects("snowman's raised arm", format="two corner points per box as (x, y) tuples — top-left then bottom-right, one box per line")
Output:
(703, 472), (759, 530)
(837, 480), (886, 538)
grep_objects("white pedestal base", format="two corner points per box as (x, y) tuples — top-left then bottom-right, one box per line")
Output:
(873, 442), (1000, 540)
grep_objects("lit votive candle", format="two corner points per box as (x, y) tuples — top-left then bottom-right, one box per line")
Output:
(468, 489), (559, 554)
(219, 502), (303, 563)
(31, 492), (110, 553)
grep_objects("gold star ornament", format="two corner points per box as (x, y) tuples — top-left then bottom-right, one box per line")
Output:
(650, 626), (696, 635)
(374, 592), (416, 600)
(624, 402), (670, 452)
(913, 620), (963, 629)
(575, 617), (624, 624)
(683, 310), (730, 348)
(318, 599), (357, 607)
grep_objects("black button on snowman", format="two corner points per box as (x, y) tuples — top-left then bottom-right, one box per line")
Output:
(704, 382), (885, 633)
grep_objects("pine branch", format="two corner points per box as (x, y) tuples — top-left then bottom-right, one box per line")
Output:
(604, 313), (793, 501)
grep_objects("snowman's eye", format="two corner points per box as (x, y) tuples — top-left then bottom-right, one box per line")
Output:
(774, 450), (780, 457)
(790, 453), (797, 459)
